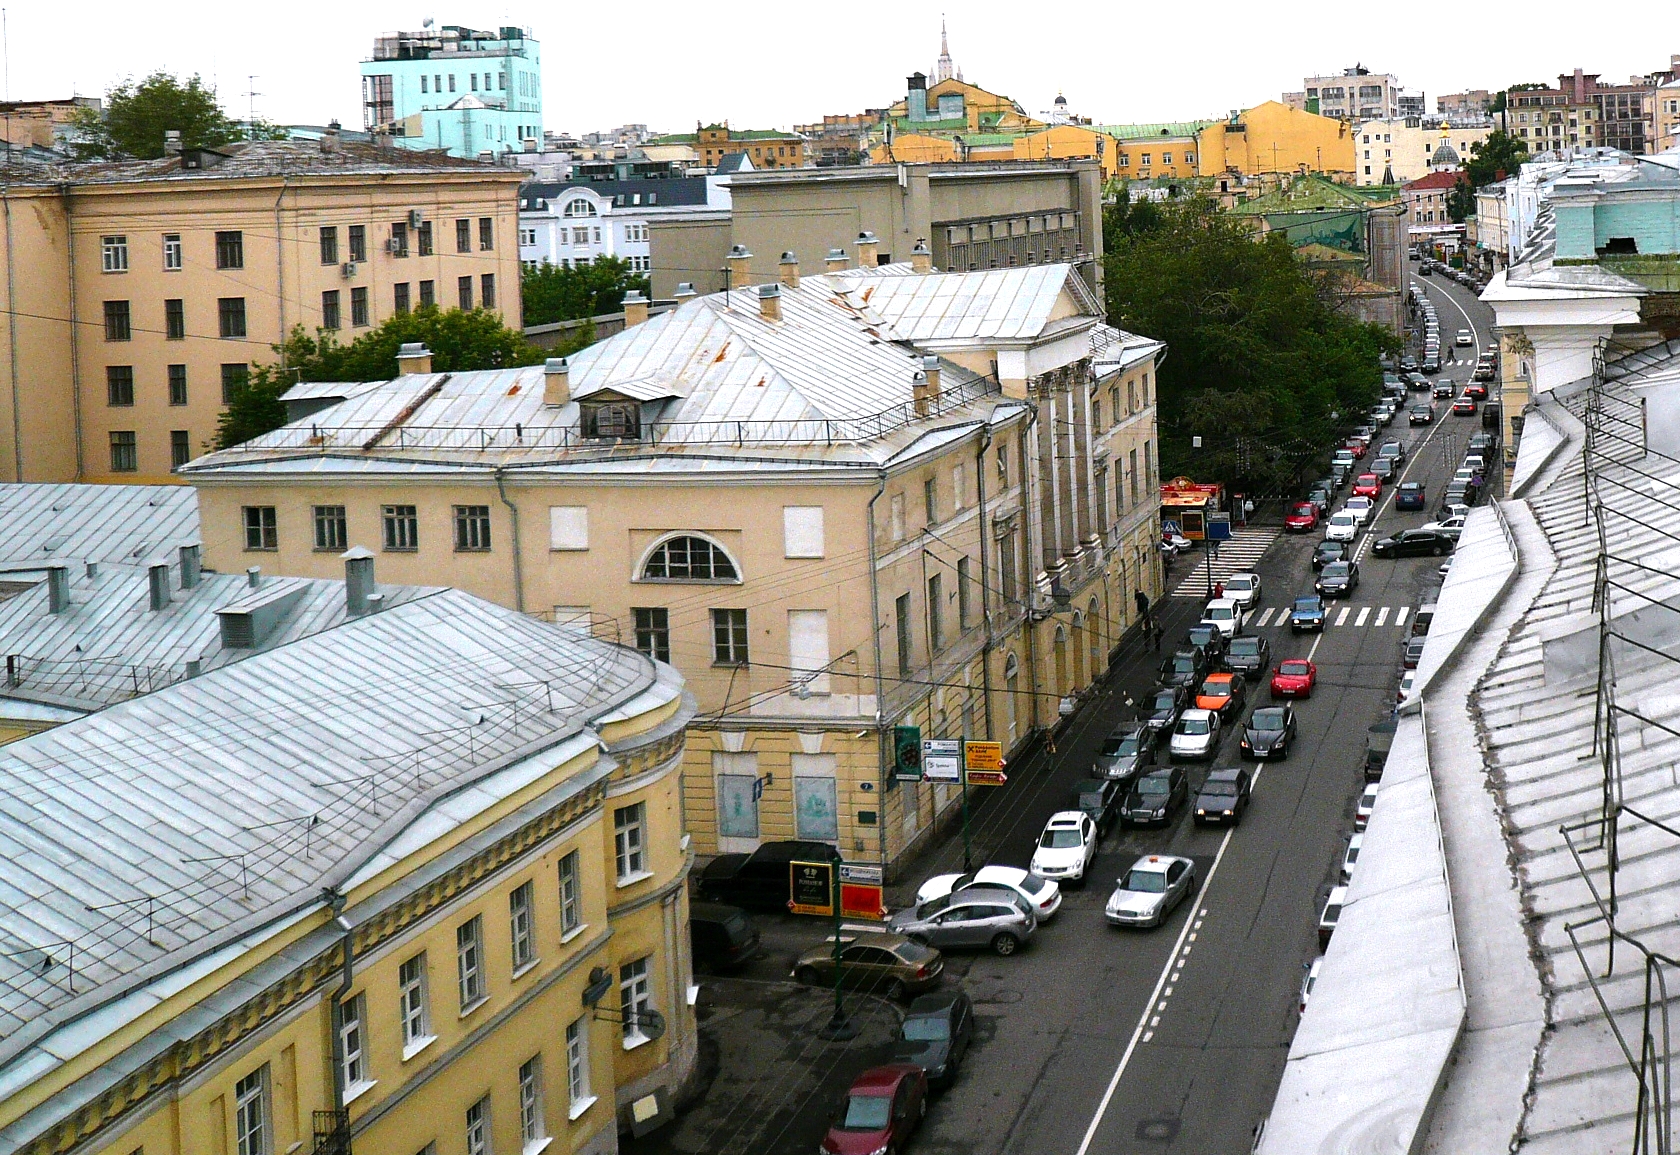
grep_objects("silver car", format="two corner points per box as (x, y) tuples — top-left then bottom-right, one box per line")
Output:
(1105, 855), (1197, 928)
(887, 886), (1037, 956)
(1169, 708), (1220, 761)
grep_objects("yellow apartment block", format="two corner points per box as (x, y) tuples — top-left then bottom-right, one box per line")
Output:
(1196, 101), (1356, 178)
(1012, 123), (1207, 182)
(0, 588), (697, 1155)
(181, 254), (1166, 873)
(0, 138), (523, 486)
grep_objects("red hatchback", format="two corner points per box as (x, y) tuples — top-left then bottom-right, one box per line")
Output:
(1464, 381), (1488, 400)
(822, 1065), (927, 1155)
(1352, 474), (1382, 498)
(1270, 658), (1318, 699)
(1285, 502), (1320, 532)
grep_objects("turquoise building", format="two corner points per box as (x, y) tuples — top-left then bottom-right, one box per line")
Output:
(360, 24), (542, 159)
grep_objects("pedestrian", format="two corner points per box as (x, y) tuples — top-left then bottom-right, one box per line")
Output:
(1135, 589), (1150, 619)
(1152, 622), (1164, 652)
(1244, 498), (1255, 523)
(1214, 580), (1225, 600)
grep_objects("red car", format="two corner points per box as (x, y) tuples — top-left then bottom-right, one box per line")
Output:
(1453, 395), (1477, 415)
(1464, 381), (1489, 400)
(1285, 502), (1320, 532)
(1352, 474), (1382, 498)
(822, 1065), (927, 1155)
(1344, 439), (1368, 459)
(1270, 658), (1318, 698)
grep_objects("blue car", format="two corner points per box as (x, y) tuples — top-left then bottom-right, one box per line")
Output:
(1395, 481), (1426, 511)
(1290, 596), (1326, 634)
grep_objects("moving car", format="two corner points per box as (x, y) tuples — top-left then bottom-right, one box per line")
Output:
(1456, 328), (1473, 346)
(915, 866), (1062, 922)
(1169, 708), (1221, 761)
(1142, 685), (1190, 743)
(893, 991), (974, 1090)
(1394, 480), (1427, 511)
(1290, 595), (1327, 633)
(1433, 380), (1456, 399)
(1241, 704), (1297, 760)
(1094, 724), (1156, 783)
(1285, 502), (1321, 532)
(1105, 854), (1197, 929)
(1453, 394), (1478, 415)
(1344, 496), (1375, 526)
(794, 931), (943, 1000)
(1368, 457), (1396, 482)
(1199, 598), (1246, 640)
(1269, 658), (1318, 698)
(699, 839), (842, 909)
(1464, 380), (1489, 400)
(887, 887), (1037, 955)
(821, 1065), (927, 1155)
(1341, 833), (1363, 883)
(1120, 766), (1189, 827)
(1371, 528), (1455, 558)
(1404, 371), (1429, 390)
(1029, 811), (1099, 886)
(1194, 767), (1253, 826)
(1157, 648), (1209, 690)
(1352, 473), (1382, 498)
(1311, 539), (1348, 571)
(1318, 886), (1348, 948)
(690, 902), (762, 971)
(1074, 776), (1125, 838)
(1224, 633), (1272, 680)
(1195, 672), (1247, 719)
(1315, 559), (1360, 598)
(1377, 440), (1406, 465)
(1307, 486), (1334, 515)
(1223, 572), (1262, 611)
(1324, 511), (1359, 542)
(1355, 783), (1379, 830)
(1421, 514), (1468, 540)
(1410, 404), (1435, 425)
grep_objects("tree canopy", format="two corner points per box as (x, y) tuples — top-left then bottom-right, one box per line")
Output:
(1465, 130), (1529, 188)
(1103, 198), (1396, 494)
(70, 71), (287, 160)
(1446, 177), (1477, 223)
(521, 257), (651, 327)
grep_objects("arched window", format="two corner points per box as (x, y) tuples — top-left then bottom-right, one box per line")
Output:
(563, 198), (597, 218)
(640, 535), (739, 582)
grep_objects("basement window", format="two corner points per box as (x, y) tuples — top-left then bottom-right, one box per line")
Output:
(1600, 237), (1639, 255)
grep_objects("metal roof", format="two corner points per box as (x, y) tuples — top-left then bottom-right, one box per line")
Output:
(836, 264), (1102, 344)
(0, 485), (199, 566)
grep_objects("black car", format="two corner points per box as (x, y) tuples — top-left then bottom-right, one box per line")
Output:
(1372, 529), (1455, 558)
(1093, 724), (1155, 784)
(1224, 634), (1272, 680)
(690, 902), (762, 970)
(1120, 766), (1189, 828)
(1315, 560), (1361, 598)
(1369, 457), (1396, 481)
(1404, 371), (1430, 390)
(1395, 481), (1427, 511)
(1290, 595), (1327, 633)
(1184, 623), (1228, 668)
(1307, 487), (1333, 516)
(1194, 767), (1253, 826)
(1311, 539), (1349, 571)
(1142, 685), (1190, 743)
(697, 840), (842, 909)
(1241, 705), (1296, 760)
(1432, 381), (1455, 399)
(1157, 648), (1209, 690)
(1410, 405), (1435, 425)
(1075, 776), (1126, 836)
(893, 989), (975, 1089)
(1399, 355), (1420, 372)
(1329, 463), (1352, 489)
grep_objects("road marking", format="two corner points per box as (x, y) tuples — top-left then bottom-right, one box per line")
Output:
(1396, 607), (1410, 628)
(1256, 607), (1276, 627)
(1142, 1030), (1153, 1042)
(1306, 630), (1326, 661)
(1376, 607), (1390, 627)
(1355, 607), (1370, 627)
(1335, 607), (1350, 626)
(1072, 768), (1263, 1155)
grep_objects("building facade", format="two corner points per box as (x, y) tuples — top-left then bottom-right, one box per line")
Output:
(1196, 102), (1357, 179)
(360, 24), (543, 158)
(519, 174), (721, 274)
(1353, 118), (1494, 185)
(1437, 90), (1493, 117)
(647, 123), (809, 171)
(1289, 68), (1404, 121)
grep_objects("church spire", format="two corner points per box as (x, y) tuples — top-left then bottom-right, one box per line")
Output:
(934, 16), (955, 84)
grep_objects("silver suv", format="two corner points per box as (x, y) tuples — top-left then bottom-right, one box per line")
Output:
(887, 886), (1037, 956)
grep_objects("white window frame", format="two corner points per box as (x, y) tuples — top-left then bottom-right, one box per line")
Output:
(620, 956), (653, 1049)
(559, 850), (584, 938)
(465, 1096), (490, 1155)
(339, 992), (374, 1099)
(101, 235), (129, 273)
(162, 232), (183, 271)
(510, 880), (536, 974)
(398, 952), (435, 1058)
(614, 803), (649, 884)
(566, 1015), (596, 1117)
(234, 1066), (269, 1155)
(519, 1055), (548, 1149)
(457, 915), (487, 1013)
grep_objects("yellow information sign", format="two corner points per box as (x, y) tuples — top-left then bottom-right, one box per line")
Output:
(963, 741), (1004, 771)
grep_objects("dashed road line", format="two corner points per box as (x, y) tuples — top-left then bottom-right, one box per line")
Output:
(1255, 607), (1276, 628)
(1396, 607), (1410, 628)
(1334, 606), (1350, 626)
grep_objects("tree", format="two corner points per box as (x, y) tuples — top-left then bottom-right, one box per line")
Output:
(521, 257), (650, 327)
(69, 71), (287, 160)
(1102, 186), (1164, 253)
(1465, 131), (1528, 188)
(1492, 82), (1549, 115)
(213, 366), (291, 452)
(1446, 177), (1477, 223)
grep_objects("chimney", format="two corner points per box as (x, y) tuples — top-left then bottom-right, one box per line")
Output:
(148, 563), (171, 612)
(756, 283), (783, 322)
(45, 564), (69, 614)
(622, 289), (649, 327)
(921, 355), (942, 404)
(544, 357), (571, 406)
(856, 231), (879, 268)
(911, 238), (933, 274)
(178, 543), (202, 589)
(727, 244), (753, 290)
(912, 370), (931, 417)
(185, 659), (201, 678)
(396, 342), (433, 375)
(84, 561), (98, 580)
(778, 251), (801, 289)
(825, 247), (849, 272)
(163, 129), (182, 156)
(320, 123), (341, 154)
(342, 546), (376, 616)
(674, 282), (698, 301)
(907, 73), (929, 122)
(247, 566), (262, 588)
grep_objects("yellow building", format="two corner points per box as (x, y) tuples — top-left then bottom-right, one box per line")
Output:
(0, 583), (697, 1155)
(0, 138), (524, 486)
(1353, 118), (1495, 186)
(1196, 101), (1356, 178)
(1011, 123), (1208, 182)
(645, 122), (810, 170)
(180, 252), (1165, 873)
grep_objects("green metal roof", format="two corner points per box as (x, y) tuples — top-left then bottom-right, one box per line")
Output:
(1231, 174), (1387, 216)
(963, 132), (1022, 146)
(889, 116), (970, 133)
(1095, 121), (1216, 141)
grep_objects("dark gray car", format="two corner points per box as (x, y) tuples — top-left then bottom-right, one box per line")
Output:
(1094, 725), (1156, 783)
(1224, 634), (1271, 680)
(887, 887), (1037, 955)
(893, 990), (975, 1089)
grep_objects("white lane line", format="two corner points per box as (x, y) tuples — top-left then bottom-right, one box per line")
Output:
(1306, 630), (1326, 661)
(1355, 607), (1370, 627)
(1072, 768), (1263, 1155)
(1335, 606), (1350, 626)
(1256, 607), (1276, 628)
(1396, 607), (1411, 628)
(1376, 606), (1390, 627)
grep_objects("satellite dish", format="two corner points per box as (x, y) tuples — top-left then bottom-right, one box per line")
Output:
(422, 16), (435, 28)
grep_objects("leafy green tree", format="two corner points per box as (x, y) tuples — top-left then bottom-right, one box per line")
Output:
(1102, 187), (1164, 253)
(213, 366), (290, 452)
(1465, 130), (1529, 188)
(71, 72), (243, 159)
(521, 257), (650, 326)
(1446, 177), (1477, 223)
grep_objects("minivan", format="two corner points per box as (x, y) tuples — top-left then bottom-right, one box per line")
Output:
(1412, 603), (1437, 636)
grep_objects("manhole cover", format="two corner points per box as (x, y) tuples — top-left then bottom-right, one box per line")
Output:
(1135, 1116), (1181, 1142)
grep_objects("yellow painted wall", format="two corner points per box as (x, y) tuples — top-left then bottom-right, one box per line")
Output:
(1011, 126), (1199, 182)
(1198, 102), (1356, 177)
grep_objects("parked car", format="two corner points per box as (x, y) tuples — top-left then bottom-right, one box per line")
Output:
(1241, 704), (1297, 760)
(1331, 448), (1357, 471)
(1157, 648), (1209, 689)
(1403, 636), (1427, 669)
(1120, 766), (1189, 828)
(1094, 723), (1156, 783)
(915, 866), (1062, 922)
(1372, 528), (1455, 558)
(1300, 956), (1324, 1014)
(1453, 394), (1478, 415)
(1269, 658), (1318, 699)
(1378, 440), (1406, 465)
(699, 840), (842, 909)
(1199, 598), (1246, 640)
(1311, 540), (1348, 570)
(1194, 767), (1253, 826)
(1369, 457), (1396, 482)
(821, 1065), (928, 1155)
(893, 991), (975, 1090)
(1324, 511), (1359, 542)
(1169, 708), (1221, 761)
(690, 902), (762, 971)
(1352, 473), (1382, 498)
(794, 931), (943, 1001)
(888, 888), (1037, 956)
(1105, 854), (1197, 929)
(1341, 833), (1363, 883)
(1074, 776), (1125, 838)
(1318, 886), (1348, 948)
(1355, 783), (1379, 830)
(1143, 685), (1190, 744)
(1394, 480), (1427, 511)
(1029, 812), (1099, 886)
(1315, 559), (1360, 598)
(1306, 486), (1333, 515)
(1412, 603), (1437, 636)
(1396, 670), (1416, 705)
(1290, 595), (1327, 633)
(1195, 672), (1248, 719)
(1285, 502), (1321, 532)
(1224, 633), (1271, 680)
(1223, 572), (1262, 611)
(1410, 404), (1435, 424)
(1184, 623), (1229, 669)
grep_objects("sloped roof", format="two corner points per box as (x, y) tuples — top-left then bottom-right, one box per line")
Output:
(0, 484), (199, 566)
(1094, 121), (1216, 141)
(1405, 170), (1462, 191)
(836, 264), (1101, 344)
(2, 139), (516, 188)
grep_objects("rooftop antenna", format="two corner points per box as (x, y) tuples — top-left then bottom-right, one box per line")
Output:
(245, 75), (260, 137)
(2, 8), (10, 102)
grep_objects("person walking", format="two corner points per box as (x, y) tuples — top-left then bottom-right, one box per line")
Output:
(1152, 622), (1164, 652)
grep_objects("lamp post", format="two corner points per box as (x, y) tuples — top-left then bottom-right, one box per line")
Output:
(818, 861), (856, 1041)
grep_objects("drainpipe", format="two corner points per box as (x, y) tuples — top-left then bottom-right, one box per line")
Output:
(325, 890), (354, 1118)
(59, 184), (83, 479)
(494, 467), (526, 611)
(274, 176), (291, 358)
(975, 424), (994, 739)
(865, 471), (889, 872)
(3, 185), (20, 480)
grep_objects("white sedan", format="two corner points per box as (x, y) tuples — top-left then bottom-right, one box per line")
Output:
(1199, 598), (1245, 639)
(916, 865), (1062, 921)
(1223, 572), (1262, 612)
(1169, 708), (1221, 761)
(1324, 511), (1359, 542)
(1344, 496), (1375, 526)
(1029, 812), (1098, 886)
(1420, 515), (1467, 540)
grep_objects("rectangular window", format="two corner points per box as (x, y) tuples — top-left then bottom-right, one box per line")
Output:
(453, 504), (491, 551)
(456, 915), (486, 1010)
(320, 226), (339, 264)
(162, 232), (182, 271)
(458, 275), (473, 310)
(1129, 448), (1140, 505)
(711, 608), (748, 665)
(171, 430), (191, 468)
(479, 217), (494, 251)
(1000, 531), (1018, 603)
(957, 556), (973, 629)
(399, 953), (431, 1047)
(519, 1056), (546, 1144)
(106, 365), (134, 406)
(491, 879), (532, 986)
(896, 592), (913, 674)
(620, 956), (652, 1042)
(928, 573), (943, 652)
(234, 1067), (268, 1155)
(924, 476), (938, 525)
(338, 993), (367, 1089)
(394, 282), (410, 314)
(313, 505), (347, 551)
(566, 1016), (592, 1110)
(419, 279), (435, 309)
(446, 74), (455, 93)
(382, 504), (418, 551)
(103, 300), (131, 341)
(558, 850), (581, 935)
(215, 230), (244, 269)
(101, 235), (128, 273)
(390, 221), (408, 257)
(109, 431), (137, 473)
(221, 363), (249, 404)
(348, 225), (367, 263)
(165, 297), (185, 339)
(321, 290), (341, 330)
(996, 445), (1008, 486)
(481, 273), (495, 309)
(243, 505), (277, 550)
(465, 1097), (489, 1155)
(614, 802), (647, 881)
(351, 286), (369, 327)
(218, 297), (247, 338)
(168, 364), (187, 405)
(456, 218), (471, 252)
(632, 607), (669, 662)
(417, 220), (433, 256)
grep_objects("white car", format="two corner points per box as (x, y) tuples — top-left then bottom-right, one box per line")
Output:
(1160, 531), (1194, 555)
(1029, 812), (1098, 886)
(1420, 515), (1467, 540)
(1325, 511), (1359, 542)
(916, 865), (1062, 921)
(1456, 329), (1473, 346)
(1222, 572), (1262, 612)
(1396, 671), (1416, 705)
(1344, 497), (1374, 526)
(1355, 783), (1379, 830)
(1105, 854), (1196, 929)
(1169, 708), (1221, 761)
(1300, 956), (1324, 1014)
(1199, 598), (1245, 639)
(1341, 833), (1364, 883)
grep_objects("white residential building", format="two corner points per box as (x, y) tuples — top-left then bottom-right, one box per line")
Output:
(518, 161), (740, 275)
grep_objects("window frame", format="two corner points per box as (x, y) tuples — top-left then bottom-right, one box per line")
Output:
(711, 607), (749, 665)
(101, 235), (128, 273)
(452, 504), (492, 552)
(321, 289), (341, 331)
(398, 952), (432, 1052)
(456, 914), (487, 1013)
(313, 505), (347, 551)
(638, 535), (740, 583)
(348, 224), (368, 263)
(242, 505), (277, 551)
(465, 1096), (490, 1155)
(215, 230), (245, 270)
(103, 299), (131, 341)
(518, 1055), (546, 1145)
(106, 365), (135, 406)
(338, 992), (369, 1092)
(614, 802), (647, 882)
(509, 880), (536, 973)
(168, 364), (188, 406)
(350, 286), (370, 328)
(382, 504), (418, 551)
(218, 296), (248, 339)
(558, 850), (582, 936)
(479, 216), (495, 251)
(234, 1066), (269, 1155)
(320, 226), (339, 265)
(619, 956), (653, 1046)
(164, 297), (185, 340)
(566, 1015), (593, 1114)
(162, 232), (183, 271)
(108, 430), (137, 473)
(632, 607), (669, 662)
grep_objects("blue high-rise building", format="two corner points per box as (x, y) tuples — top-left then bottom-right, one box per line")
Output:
(360, 23), (542, 159)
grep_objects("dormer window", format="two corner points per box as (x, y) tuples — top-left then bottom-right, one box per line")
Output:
(581, 400), (641, 439)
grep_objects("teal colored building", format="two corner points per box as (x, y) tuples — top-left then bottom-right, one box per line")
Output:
(360, 24), (542, 159)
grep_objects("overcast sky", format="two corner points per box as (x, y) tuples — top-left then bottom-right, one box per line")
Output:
(11, 1), (1675, 134)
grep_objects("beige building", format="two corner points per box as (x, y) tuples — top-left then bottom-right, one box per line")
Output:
(0, 580), (697, 1155)
(1288, 68), (1404, 121)
(181, 253), (1164, 872)
(1353, 118), (1495, 185)
(0, 138), (524, 486)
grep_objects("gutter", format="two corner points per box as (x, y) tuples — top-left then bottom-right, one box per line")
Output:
(494, 467), (526, 612)
(975, 424), (995, 739)
(865, 471), (889, 873)
(274, 176), (291, 359)
(325, 890), (353, 1117)
(2, 179), (18, 480)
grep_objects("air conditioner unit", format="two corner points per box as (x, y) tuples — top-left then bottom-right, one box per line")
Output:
(408, 209), (424, 229)
(384, 238), (399, 254)
(341, 262), (358, 279)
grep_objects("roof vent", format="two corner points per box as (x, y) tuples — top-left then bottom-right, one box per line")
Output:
(856, 231), (880, 268)
(778, 250), (801, 289)
(84, 561), (98, 580)
(185, 658), (201, 678)
(622, 289), (649, 328)
(179, 543), (202, 589)
(46, 564), (69, 614)
(674, 282), (698, 300)
(342, 546), (376, 616)
(825, 247), (849, 272)
(727, 244), (753, 290)
(217, 583), (309, 650)
(148, 563), (171, 612)
(366, 592), (386, 614)
(396, 342), (434, 375)
(544, 357), (571, 407)
(756, 282), (783, 322)
(247, 566), (262, 588)
(911, 238), (933, 274)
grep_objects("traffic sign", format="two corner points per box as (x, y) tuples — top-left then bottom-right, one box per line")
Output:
(1206, 513), (1233, 541)
(1162, 519), (1181, 536)
(964, 769), (1008, 787)
(922, 738), (962, 782)
(892, 725), (922, 780)
(788, 861), (834, 916)
(963, 741), (1004, 771)
(839, 863), (884, 920)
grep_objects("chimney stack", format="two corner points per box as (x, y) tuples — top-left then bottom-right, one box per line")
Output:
(544, 357), (571, 407)
(856, 231), (879, 268)
(247, 566), (262, 588)
(84, 561), (99, 580)
(921, 355), (942, 404)
(911, 238), (933, 274)
(912, 370), (931, 417)
(778, 251), (801, 289)
(727, 244), (753, 290)
(342, 546), (376, 616)
(163, 129), (182, 157)
(148, 563), (171, 612)
(825, 248), (849, 272)
(46, 564), (69, 614)
(622, 289), (649, 327)
(178, 543), (202, 589)
(674, 282), (698, 301)
(320, 123), (341, 154)
(756, 283), (783, 322)
(396, 342), (433, 375)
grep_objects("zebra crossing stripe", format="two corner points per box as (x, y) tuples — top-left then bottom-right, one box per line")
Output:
(1376, 607), (1390, 627)
(1355, 607), (1370, 627)
(1395, 607), (1410, 628)
(1335, 607), (1351, 626)
(1255, 607), (1276, 627)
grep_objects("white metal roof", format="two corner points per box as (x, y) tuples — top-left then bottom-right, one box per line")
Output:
(838, 264), (1102, 344)
(0, 485), (199, 566)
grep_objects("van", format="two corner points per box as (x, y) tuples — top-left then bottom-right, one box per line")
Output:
(690, 902), (762, 970)
(1412, 603), (1437, 637)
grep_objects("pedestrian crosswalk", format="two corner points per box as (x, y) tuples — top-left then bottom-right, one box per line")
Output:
(1250, 604), (1413, 629)
(1168, 528), (1281, 598)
